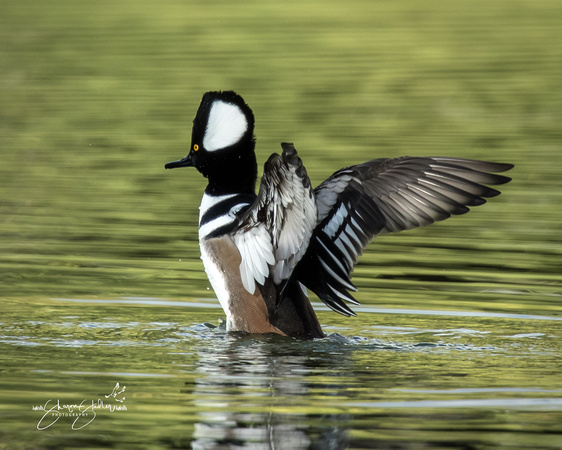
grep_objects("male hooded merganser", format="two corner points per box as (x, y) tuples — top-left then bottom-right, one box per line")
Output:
(165, 90), (513, 340)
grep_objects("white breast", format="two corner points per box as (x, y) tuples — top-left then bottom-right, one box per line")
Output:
(199, 240), (234, 330)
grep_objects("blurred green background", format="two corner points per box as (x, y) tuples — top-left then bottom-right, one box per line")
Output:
(1, 0), (561, 311)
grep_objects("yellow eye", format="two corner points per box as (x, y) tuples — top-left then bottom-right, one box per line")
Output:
(193, 144), (199, 151)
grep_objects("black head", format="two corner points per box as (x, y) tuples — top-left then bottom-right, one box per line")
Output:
(165, 91), (257, 195)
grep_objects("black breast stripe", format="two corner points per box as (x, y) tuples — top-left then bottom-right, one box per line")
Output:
(200, 193), (255, 226)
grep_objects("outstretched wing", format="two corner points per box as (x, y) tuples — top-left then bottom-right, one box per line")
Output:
(233, 143), (317, 295)
(295, 156), (513, 316)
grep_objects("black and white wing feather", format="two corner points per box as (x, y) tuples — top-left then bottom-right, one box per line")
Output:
(295, 156), (513, 316)
(234, 143), (317, 294)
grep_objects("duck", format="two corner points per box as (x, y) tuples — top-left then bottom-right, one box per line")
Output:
(165, 90), (513, 340)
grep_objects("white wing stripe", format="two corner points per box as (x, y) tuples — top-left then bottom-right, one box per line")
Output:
(326, 283), (357, 304)
(344, 223), (363, 248)
(335, 239), (354, 270)
(339, 232), (357, 258)
(317, 237), (348, 276)
(323, 203), (347, 238)
(318, 258), (357, 292)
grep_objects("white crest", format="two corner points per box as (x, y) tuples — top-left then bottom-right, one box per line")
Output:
(203, 100), (248, 151)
